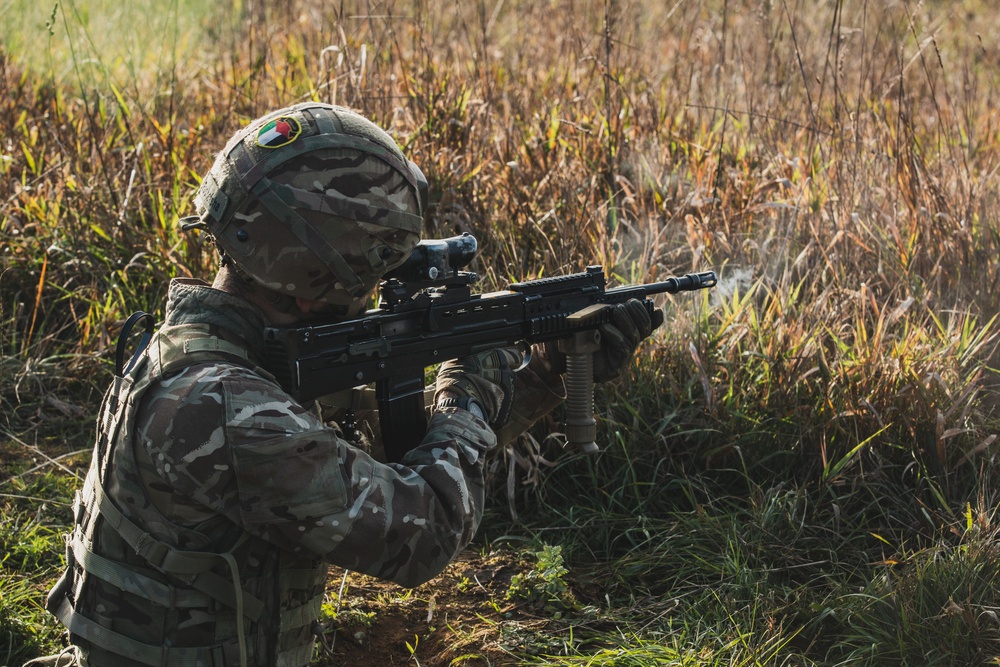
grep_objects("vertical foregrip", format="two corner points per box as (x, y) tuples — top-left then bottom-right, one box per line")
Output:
(558, 330), (602, 454)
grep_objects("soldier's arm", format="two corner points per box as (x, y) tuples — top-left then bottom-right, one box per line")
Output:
(138, 363), (493, 587)
(230, 390), (493, 586)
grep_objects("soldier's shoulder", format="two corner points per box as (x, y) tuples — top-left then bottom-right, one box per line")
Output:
(147, 360), (280, 408)
(139, 360), (295, 445)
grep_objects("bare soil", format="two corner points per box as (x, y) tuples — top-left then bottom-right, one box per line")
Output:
(316, 548), (554, 667)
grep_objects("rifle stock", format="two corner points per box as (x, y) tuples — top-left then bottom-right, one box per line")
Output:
(263, 235), (716, 461)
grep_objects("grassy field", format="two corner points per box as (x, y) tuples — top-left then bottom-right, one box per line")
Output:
(2, 0), (999, 664)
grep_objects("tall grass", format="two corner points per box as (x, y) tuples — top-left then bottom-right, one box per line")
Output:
(2, 0), (999, 664)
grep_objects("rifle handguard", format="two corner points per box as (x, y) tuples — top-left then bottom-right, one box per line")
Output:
(558, 330), (602, 454)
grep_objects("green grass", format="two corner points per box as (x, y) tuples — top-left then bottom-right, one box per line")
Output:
(3, 0), (1000, 664)
(1, 470), (77, 666)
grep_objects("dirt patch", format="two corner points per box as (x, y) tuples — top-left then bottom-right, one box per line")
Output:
(314, 547), (559, 666)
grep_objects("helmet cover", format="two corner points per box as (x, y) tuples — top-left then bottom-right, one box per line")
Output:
(193, 103), (427, 307)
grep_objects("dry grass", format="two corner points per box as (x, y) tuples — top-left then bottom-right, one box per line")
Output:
(2, 1), (1000, 664)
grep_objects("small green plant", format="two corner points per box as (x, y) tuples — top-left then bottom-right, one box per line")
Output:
(320, 602), (376, 628)
(505, 544), (578, 616)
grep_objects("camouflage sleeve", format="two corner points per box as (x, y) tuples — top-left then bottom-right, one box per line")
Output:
(136, 363), (495, 587)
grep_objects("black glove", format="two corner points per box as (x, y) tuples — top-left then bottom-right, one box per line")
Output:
(434, 347), (521, 428)
(544, 299), (664, 382)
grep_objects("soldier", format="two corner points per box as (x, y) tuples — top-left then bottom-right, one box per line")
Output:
(28, 103), (661, 667)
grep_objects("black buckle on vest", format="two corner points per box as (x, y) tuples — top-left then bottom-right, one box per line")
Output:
(115, 311), (155, 377)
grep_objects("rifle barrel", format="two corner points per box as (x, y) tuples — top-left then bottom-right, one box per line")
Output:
(643, 271), (718, 295)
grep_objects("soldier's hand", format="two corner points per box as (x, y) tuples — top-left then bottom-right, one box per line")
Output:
(543, 299), (664, 382)
(434, 347), (521, 428)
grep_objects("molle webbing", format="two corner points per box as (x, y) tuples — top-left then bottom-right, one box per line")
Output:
(55, 323), (320, 666)
(54, 597), (315, 667)
(52, 595), (250, 667)
(80, 476), (266, 621)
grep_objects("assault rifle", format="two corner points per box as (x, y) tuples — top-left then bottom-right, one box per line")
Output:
(262, 234), (716, 462)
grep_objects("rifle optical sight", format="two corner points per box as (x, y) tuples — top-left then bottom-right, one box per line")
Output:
(384, 233), (478, 282)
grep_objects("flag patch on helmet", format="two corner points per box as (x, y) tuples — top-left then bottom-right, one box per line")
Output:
(256, 117), (302, 148)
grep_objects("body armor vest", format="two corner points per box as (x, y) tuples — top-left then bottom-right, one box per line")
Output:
(46, 320), (326, 667)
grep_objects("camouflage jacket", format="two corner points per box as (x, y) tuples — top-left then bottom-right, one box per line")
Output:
(133, 279), (499, 583)
(48, 278), (565, 667)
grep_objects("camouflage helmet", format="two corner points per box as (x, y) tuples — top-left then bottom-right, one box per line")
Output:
(192, 102), (427, 307)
